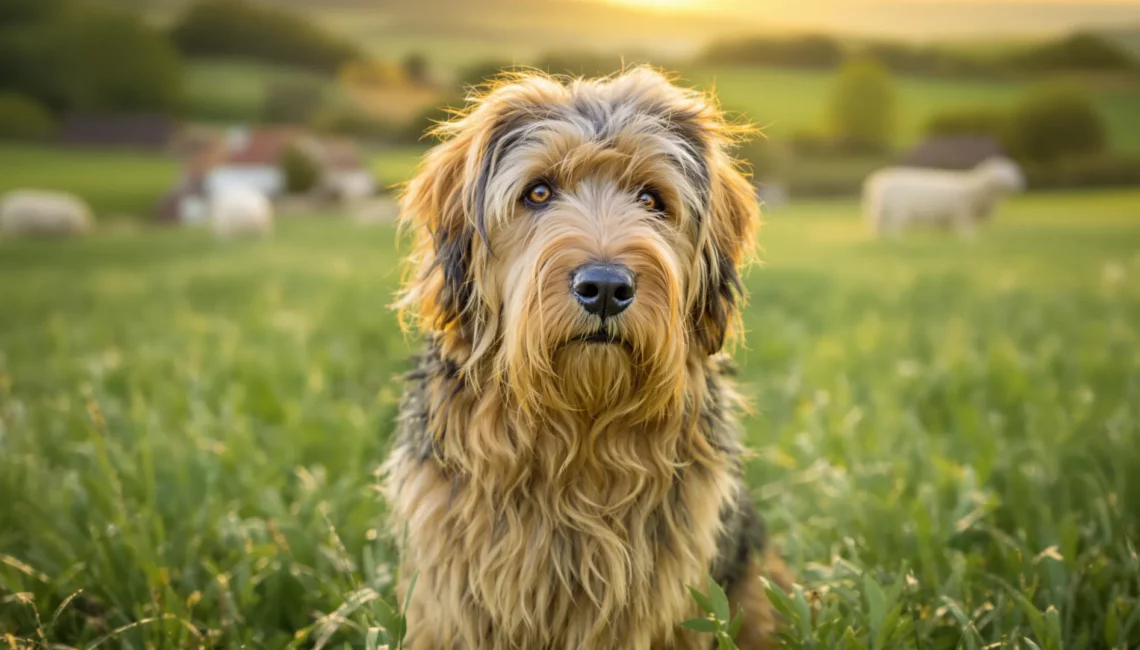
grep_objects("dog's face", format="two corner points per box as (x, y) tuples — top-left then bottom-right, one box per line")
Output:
(399, 69), (759, 420)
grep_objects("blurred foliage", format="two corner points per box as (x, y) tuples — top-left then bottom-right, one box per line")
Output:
(0, 93), (56, 141)
(262, 78), (327, 125)
(699, 34), (844, 69)
(735, 136), (788, 180)
(859, 40), (996, 78)
(0, 2), (182, 115)
(828, 58), (897, 154)
(923, 106), (1009, 139)
(311, 103), (400, 143)
(340, 60), (410, 90)
(401, 52), (431, 87)
(280, 144), (322, 194)
(181, 59), (336, 123)
(1012, 32), (1137, 72)
(170, 0), (361, 74)
(0, 0), (69, 24)
(698, 31), (1137, 79)
(1023, 152), (1140, 190)
(1007, 87), (1108, 164)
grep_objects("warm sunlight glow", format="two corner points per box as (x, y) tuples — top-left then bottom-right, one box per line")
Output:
(608, 0), (703, 11)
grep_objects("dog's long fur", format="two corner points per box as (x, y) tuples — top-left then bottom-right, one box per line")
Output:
(383, 68), (789, 649)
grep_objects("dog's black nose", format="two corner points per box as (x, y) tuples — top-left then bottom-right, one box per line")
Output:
(571, 264), (635, 318)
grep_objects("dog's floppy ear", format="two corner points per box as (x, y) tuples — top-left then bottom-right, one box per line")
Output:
(397, 87), (531, 358)
(692, 150), (760, 355)
(397, 130), (477, 348)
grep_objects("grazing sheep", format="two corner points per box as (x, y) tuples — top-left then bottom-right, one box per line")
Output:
(0, 190), (93, 238)
(210, 187), (273, 239)
(863, 157), (1025, 236)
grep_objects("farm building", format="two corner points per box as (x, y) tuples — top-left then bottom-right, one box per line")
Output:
(157, 128), (375, 223)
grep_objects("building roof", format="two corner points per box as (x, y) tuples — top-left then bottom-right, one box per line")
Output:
(896, 135), (1006, 170)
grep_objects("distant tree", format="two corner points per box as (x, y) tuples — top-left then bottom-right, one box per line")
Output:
(0, 4), (183, 114)
(861, 40), (994, 78)
(699, 34), (844, 69)
(1005, 87), (1108, 164)
(280, 145), (321, 194)
(1012, 33), (1136, 72)
(0, 92), (55, 140)
(828, 58), (897, 153)
(170, 0), (361, 74)
(402, 52), (431, 86)
(59, 6), (183, 113)
(0, 0), (68, 26)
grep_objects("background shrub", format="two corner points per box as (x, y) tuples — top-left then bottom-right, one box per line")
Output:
(1006, 87), (1108, 164)
(401, 52), (432, 86)
(923, 106), (1009, 138)
(828, 58), (897, 154)
(170, 0), (361, 74)
(280, 145), (322, 194)
(0, 92), (55, 140)
(1023, 153), (1140, 189)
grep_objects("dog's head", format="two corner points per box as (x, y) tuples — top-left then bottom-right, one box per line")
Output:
(398, 68), (759, 421)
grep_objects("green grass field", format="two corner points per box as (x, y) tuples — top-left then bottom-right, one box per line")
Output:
(0, 145), (179, 219)
(2, 189), (1138, 647)
(182, 59), (342, 123)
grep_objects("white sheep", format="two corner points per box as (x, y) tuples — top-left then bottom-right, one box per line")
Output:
(210, 187), (274, 239)
(863, 157), (1025, 236)
(0, 190), (93, 238)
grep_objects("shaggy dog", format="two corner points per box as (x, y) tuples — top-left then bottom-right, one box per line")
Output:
(383, 68), (789, 650)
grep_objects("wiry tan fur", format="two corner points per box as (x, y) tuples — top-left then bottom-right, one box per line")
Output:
(383, 68), (790, 649)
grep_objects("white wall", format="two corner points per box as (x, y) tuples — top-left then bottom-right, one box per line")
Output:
(205, 166), (284, 199)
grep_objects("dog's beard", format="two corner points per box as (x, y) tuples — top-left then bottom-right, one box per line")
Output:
(503, 292), (688, 423)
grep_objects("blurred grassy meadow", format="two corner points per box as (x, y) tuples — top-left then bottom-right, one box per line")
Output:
(3, 190), (1140, 647)
(4, 0), (1140, 647)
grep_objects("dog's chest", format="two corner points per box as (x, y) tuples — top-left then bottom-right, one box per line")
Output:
(388, 446), (733, 649)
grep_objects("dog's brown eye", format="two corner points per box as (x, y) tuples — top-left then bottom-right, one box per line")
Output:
(524, 183), (553, 206)
(637, 189), (664, 214)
